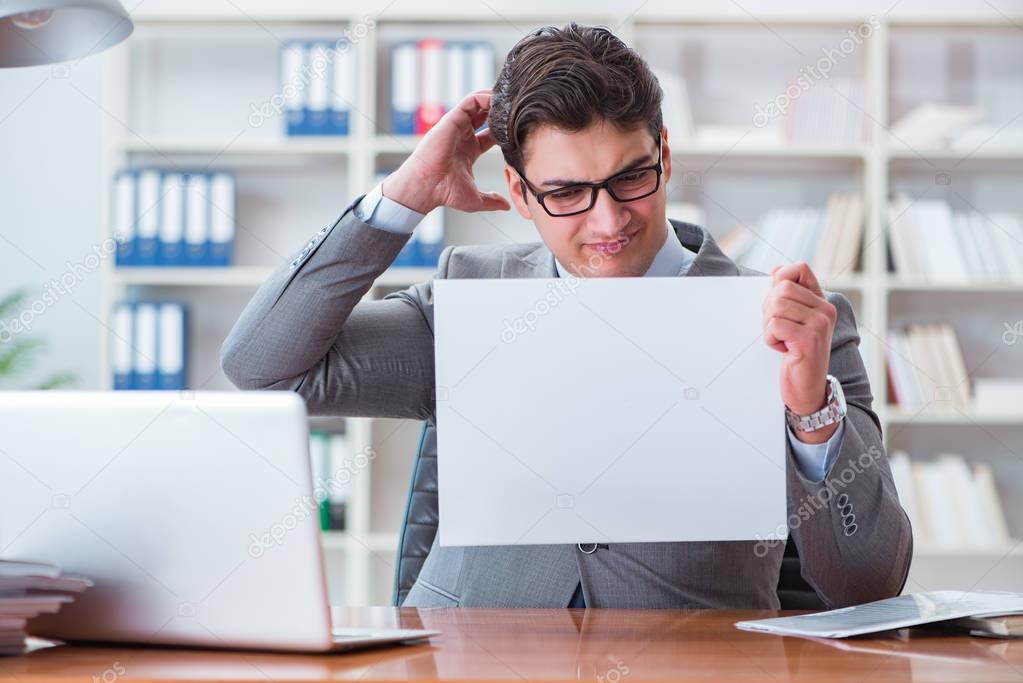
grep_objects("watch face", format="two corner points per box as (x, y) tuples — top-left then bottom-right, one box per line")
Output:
(831, 377), (847, 414)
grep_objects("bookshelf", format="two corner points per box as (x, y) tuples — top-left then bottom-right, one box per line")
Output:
(98, 1), (1023, 603)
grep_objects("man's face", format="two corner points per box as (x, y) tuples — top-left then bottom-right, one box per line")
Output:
(505, 120), (672, 278)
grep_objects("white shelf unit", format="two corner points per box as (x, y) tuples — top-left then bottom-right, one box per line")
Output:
(98, 3), (1023, 603)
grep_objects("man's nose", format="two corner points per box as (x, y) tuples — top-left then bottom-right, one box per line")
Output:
(585, 188), (630, 239)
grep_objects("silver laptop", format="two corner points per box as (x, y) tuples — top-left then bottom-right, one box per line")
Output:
(0, 391), (438, 652)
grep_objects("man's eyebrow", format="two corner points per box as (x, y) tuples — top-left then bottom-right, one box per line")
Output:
(539, 151), (656, 188)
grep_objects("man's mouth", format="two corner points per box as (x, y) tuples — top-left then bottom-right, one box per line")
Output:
(584, 228), (639, 255)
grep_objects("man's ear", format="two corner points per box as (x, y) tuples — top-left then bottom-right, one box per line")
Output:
(661, 126), (672, 186)
(505, 165), (532, 220)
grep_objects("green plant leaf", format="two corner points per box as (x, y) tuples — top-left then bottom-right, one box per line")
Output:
(0, 338), (45, 381)
(37, 372), (77, 390)
(0, 289), (75, 389)
(0, 289), (28, 319)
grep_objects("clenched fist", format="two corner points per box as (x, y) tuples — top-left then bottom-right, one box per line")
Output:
(763, 262), (839, 444)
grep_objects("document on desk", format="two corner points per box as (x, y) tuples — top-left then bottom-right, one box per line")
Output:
(735, 591), (1023, 638)
(433, 276), (785, 547)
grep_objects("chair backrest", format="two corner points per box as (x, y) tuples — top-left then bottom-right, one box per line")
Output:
(393, 422), (824, 610)
(777, 536), (826, 610)
(392, 423), (439, 607)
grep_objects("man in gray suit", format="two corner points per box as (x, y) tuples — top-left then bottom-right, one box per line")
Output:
(222, 23), (912, 610)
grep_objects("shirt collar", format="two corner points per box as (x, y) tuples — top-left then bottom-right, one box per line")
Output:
(554, 218), (695, 279)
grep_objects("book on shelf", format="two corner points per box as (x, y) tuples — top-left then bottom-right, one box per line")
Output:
(949, 123), (1023, 151)
(886, 323), (970, 409)
(0, 559), (92, 656)
(889, 451), (1013, 552)
(391, 39), (495, 136)
(888, 196), (1023, 284)
(652, 70), (693, 142)
(279, 39), (354, 136)
(375, 170), (445, 267)
(974, 378), (1023, 415)
(416, 39), (444, 136)
(716, 192), (863, 280)
(327, 432), (354, 531)
(309, 430), (355, 533)
(111, 301), (188, 391)
(693, 123), (785, 148)
(889, 102), (985, 149)
(891, 102), (1023, 152)
(679, 77), (864, 148)
(309, 431), (332, 531)
(784, 77), (865, 144)
(113, 169), (236, 268)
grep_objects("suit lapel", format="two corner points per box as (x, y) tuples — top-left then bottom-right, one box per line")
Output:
(498, 220), (741, 279)
(499, 242), (558, 278)
(671, 219), (742, 278)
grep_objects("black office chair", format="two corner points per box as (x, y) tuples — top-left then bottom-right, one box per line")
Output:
(393, 422), (824, 610)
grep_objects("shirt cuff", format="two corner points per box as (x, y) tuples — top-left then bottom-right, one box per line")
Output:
(786, 420), (846, 483)
(352, 180), (426, 234)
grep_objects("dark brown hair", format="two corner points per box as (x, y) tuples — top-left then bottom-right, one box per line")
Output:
(488, 22), (663, 173)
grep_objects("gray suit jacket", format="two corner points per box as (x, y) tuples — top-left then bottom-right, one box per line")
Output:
(221, 195), (913, 610)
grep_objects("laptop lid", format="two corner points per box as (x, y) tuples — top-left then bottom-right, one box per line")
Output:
(0, 391), (335, 652)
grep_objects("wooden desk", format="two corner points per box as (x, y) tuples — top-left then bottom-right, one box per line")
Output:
(2, 607), (1022, 682)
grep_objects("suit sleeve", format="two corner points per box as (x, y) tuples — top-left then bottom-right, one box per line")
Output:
(219, 195), (445, 421)
(784, 291), (913, 608)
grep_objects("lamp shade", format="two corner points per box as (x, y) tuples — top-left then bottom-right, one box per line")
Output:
(0, 0), (133, 68)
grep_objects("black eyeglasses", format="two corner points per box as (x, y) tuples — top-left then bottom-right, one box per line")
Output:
(516, 137), (663, 218)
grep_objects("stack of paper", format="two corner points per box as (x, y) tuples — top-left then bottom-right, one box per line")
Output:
(0, 560), (92, 656)
(951, 614), (1023, 638)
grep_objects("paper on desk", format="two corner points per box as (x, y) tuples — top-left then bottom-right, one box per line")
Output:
(433, 276), (785, 547)
(735, 591), (1023, 638)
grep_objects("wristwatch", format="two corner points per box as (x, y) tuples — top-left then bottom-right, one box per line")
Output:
(785, 374), (847, 433)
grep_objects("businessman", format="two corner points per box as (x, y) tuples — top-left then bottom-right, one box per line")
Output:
(222, 23), (912, 609)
